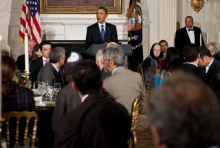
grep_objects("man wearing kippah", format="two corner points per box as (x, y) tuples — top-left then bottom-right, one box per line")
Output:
(52, 52), (82, 148)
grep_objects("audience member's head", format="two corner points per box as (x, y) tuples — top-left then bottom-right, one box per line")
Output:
(31, 44), (41, 61)
(159, 40), (169, 55)
(28, 39), (36, 55)
(72, 59), (102, 95)
(150, 43), (162, 63)
(1, 49), (10, 56)
(2, 56), (17, 96)
(96, 7), (108, 24)
(39, 41), (52, 58)
(207, 42), (220, 55)
(49, 47), (66, 67)
(65, 52), (82, 82)
(102, 45), (125, 72)
(183, 44), (200, 63)
(147, 71), (220, 148)
(164, 47), (182, 71)
(198, 46), (212, 68)
(95, 49), (104, 70)
(185, 16), (194, 29)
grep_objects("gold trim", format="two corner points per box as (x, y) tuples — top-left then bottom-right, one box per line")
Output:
(40, 0), (122, 14)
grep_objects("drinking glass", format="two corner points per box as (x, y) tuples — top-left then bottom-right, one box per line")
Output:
(54, 83), (61, 97)
(47, 86), (54, 101)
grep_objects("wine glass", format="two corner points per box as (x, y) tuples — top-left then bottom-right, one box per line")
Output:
(47, 86), (54, 101)
(54, 83), (61, 97)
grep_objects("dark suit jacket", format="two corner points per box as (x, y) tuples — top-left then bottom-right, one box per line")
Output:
(16, 54), (31, 72)
(175, 26), (205, 59)
(182, 63), (206, 81)
(206, 59), (220, 102)
(57, 93), (131, 148)
(52, 83), (81, 148)
(85, 22), (118, 49)
(37, 63), (65, 87)
(30, 57), (43, 85)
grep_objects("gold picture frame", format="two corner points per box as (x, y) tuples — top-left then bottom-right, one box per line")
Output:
(40, 0), (122, 14)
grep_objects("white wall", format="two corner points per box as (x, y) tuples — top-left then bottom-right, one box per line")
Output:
(0, 0), (12, 53)
(5, 0), (220, 59)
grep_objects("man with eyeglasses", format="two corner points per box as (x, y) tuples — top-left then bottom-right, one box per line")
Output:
(102, 45), (146, 114)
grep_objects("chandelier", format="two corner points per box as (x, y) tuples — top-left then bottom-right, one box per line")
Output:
(190, 0), (213, 12)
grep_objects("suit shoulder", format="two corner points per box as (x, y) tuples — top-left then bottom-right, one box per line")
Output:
(87, 23), (98, 29)
(106, 22), (116, 28)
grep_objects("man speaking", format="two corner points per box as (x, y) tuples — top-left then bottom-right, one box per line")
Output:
(85, 7), (118, 49)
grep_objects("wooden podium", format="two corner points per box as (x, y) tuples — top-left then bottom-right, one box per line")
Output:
(86, 44), (133, 56)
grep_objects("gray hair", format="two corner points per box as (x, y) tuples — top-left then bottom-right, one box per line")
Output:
(95, 49), (103, 62)
(49, 46), (65, 63)
(210, 42), (220, 54)
(103, 44), (125, 67)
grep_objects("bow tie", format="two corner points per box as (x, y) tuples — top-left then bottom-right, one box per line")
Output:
(188, 28), (194, 31)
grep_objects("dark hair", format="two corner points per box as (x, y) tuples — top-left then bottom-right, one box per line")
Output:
(39, 41), (52, 51)
(2, 56), (17, 96)
(159, 40), (168, 45)
(31, 44), (41, 62)
(183, 44), (199, 62)
(185, 16), (193, 21)
(164, 47), (182, 71)
(199, 46), (212, 58)
(72, 59), (102, 95)
(49, 47), (66, 63)
(147, 71), (220, 148)
(150, 43), (162, 63)
(97, 6), (108, 14)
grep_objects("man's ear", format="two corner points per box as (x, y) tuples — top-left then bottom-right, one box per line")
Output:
(150, 125), (167, 148)
(71, 82), (78, 91)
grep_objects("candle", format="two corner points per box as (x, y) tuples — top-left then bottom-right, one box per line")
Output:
(207, 33), (209, 44)
(200, 33), (202, 46)
(24, 33), (29, 73)
(0, 35), (2, 41)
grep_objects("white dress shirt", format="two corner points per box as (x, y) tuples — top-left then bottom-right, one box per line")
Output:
(186, 27), (195, 44)
(98, 22), (106, 32)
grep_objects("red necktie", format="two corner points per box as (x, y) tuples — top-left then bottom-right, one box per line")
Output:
(44, 59), (49, 65)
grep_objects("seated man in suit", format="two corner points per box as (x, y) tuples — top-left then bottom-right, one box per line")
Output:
(102, 45), (146, 114)
(85, 7), (118, 49)
(52, 52), (82, 148)
(147, 71), (220, 148)
(175, 16), (205, 60)
(57, 60), (131, 148)
(182, 44), (206, 81)
(207, 42), (220, 62)
(198, 46), (220, 104)
(16, 39), (36, 72)
(37, 46), (65, 87)
(30, 41), (51, 86)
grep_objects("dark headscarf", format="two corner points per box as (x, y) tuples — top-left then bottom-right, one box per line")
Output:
(149, 43), (163, 64)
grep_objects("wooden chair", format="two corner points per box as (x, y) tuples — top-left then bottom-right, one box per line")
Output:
(128, 94), (142, 148)
(2, 111), (38, 148)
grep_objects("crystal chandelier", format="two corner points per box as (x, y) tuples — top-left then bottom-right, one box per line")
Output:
(190, 0), (213, 12)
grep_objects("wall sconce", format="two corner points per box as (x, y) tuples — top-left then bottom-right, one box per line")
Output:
(190, 0), (213, 12)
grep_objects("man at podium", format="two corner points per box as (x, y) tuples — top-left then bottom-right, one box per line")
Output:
(85, 7), (118, 49)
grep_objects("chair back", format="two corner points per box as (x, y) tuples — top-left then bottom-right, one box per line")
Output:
(128, 94), (142, 148)
(2, 111), (38, 148)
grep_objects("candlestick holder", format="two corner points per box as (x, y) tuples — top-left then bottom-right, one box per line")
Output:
(23, 71), (31, 88)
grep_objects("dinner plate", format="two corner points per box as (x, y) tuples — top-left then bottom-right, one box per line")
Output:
(36, 101), (55, 107)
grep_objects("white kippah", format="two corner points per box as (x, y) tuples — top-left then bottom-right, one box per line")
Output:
(67, 52), (80, 63)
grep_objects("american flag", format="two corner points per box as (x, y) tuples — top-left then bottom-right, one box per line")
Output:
(19, 0), (42, 44)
